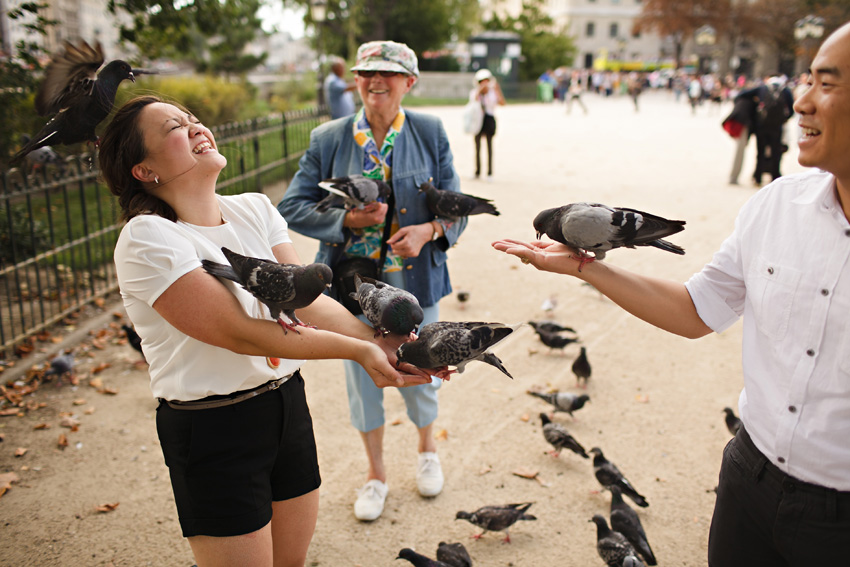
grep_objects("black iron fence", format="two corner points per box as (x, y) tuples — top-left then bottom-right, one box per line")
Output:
(0, 106), (328, 356)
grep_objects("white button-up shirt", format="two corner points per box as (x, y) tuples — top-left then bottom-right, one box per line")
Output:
(686, 170), (850, 490)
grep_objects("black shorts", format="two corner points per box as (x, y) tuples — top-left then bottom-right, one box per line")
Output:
(156, 371), (321, 537)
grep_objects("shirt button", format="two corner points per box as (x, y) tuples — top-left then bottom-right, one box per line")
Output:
(777, 456), (786, 463)
(821, 289), (830, 296)
(806, 349), (815, 356)
(767, 267), (774, 274)
(400, 208), (408, 214)
(406, 265), (413, 270)
(788, 405), (797, 413)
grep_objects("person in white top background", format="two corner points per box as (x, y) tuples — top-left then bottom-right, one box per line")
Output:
(493, 20), (850, 567)
(101, 95), (432, 567)
(470, 68), (505, 181)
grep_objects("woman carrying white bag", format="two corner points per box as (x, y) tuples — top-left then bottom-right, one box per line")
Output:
(465, 69), (505, 180)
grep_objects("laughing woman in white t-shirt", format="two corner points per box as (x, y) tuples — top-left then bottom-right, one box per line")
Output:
(100, 96), (432, 567)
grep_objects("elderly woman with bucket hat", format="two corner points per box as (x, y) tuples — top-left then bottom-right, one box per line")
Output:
(279, 40), (467, 521)
(470, 68), (505, 181)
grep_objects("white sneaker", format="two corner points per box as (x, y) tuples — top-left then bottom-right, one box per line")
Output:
(416, 452), (444, 497)
(354, 479), (388, 521)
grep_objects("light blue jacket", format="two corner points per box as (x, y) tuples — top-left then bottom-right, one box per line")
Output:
(278, 110), (466, 308)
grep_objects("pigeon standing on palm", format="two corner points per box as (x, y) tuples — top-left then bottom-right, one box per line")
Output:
(11, 40), (150, 164)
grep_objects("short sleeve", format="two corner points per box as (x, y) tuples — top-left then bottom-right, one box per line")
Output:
(114, 216), (202, 307)
(259, 193), (291, 248)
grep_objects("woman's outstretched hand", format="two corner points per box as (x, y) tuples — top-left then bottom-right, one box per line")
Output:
(491, 239), (586, 276)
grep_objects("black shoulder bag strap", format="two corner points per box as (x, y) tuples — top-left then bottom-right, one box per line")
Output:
(376, 190), (395, 280)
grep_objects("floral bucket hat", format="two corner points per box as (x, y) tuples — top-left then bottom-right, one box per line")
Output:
(351, 40), (419, 78)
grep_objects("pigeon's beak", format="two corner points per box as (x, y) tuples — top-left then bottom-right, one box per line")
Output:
(535, 231), (543, 240)
(129, 72), (136, 83)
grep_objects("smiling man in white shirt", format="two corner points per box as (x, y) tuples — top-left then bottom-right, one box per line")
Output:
(493, 21), (850, 567)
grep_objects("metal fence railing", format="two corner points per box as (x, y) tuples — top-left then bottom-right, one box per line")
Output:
(0, 106), (329, 356)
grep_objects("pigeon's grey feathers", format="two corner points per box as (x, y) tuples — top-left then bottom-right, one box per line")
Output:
(591, 515), (639, 567)
(622, 555), (647, 567)
(723, 407), (742, 436)
(396, 321), (517, 378)
(590, 447), (649, 508)
(315, 175), (391, 212)
(610, 486), (657, 565)
(572, 346), (591, 387)
(456, 502), (536, 543)
(418, 179), (499, 221)
(540, 413), (589, 458)
(202, 247), (332, 333)
(436, 542), (472, 567)
(11, 40), (145, 164)
(350, 274), (423, 336)
(533, 203), (685, 269)
(43, 352), (74, 379)
(527, 390), (590, 416)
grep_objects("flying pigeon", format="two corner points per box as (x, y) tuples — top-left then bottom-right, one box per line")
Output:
(591, 514), (639, 567)
(540, 413), (589, 458)
(350, 274), (423, 337)
(610, 486), (657, 566)
(396, 321), (517, 378)
(534, 328), (579, 353)
(201, 247), (332, 334)
(590, 447), (649, 508)
(436, 541), (472, 567)
(315, 175), (392, 212)
(396, 548), (451, 567)
(455, 502), (536, 543)
(527, 390), (590, 418)
(723, 407), (742, 436)
(533, 202), (686, 270)
(418, 179), (499, 222)
(528, 320), (576, 335)
(572, 346), (591, 388)
(10, 40), (148, 164)
(43, 352), (74, 380)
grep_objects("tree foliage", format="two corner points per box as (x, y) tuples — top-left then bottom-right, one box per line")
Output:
(107, 0), (268, 75)
(483, 0), (576, 81)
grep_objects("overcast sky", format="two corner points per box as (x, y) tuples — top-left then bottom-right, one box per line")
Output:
(257, 1), (308, 37)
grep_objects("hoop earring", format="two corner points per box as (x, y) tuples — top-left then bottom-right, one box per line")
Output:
(154, 176), (159, 184)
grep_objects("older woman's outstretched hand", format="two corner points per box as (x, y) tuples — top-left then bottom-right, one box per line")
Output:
(491, 239), (586, 277)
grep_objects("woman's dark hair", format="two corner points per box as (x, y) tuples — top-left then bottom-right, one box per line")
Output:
(99, 95), (188, 222)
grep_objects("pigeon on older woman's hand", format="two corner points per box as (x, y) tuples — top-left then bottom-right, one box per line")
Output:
(396, 321), (517, 378)
(590, 447), (649, 508)
(456, 503), (536, 543)
(527, 390), (590, 418)
(591, 515), (639, 567)
(436, 541), (472, 567)
(315, 175), (392, 212)
(201, 247), (332, 334)
(540, 413), (589, 458)
(396, 548), (451, 567)
(533, 202), (686, 271)
(350, 274), (423, 337)
(11, 40), (150, 164)
(610, 486), (657, 565)
(418, 179), (499, 222)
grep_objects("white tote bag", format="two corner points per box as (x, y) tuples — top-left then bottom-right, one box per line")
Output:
(462, 100), (484, 135)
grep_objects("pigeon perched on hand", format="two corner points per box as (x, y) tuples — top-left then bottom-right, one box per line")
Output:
(723, 407), (742, 436)
(591, 514), (639, 567)
(436, 541), (472, 567)
(528, 390), (590, 418)
(396, 321), (517, 378)
(590, 447), (649, 507)
(572, 346), (591, 388)
(418, 179), (499, 222)
(456, 502), (536, 543)
(533, 202), (686, 270)
(201, 247), (332, 334)
(396, 548), (451, 567)
(350, 274), (423, 337)
(10, 40), (148, 164)
(315, 175), (392, 212)
(528, 320), (576, 335)
(610, 486), (657, 566)
(540, 413), (589, 458)
(43, 352), (74, 380)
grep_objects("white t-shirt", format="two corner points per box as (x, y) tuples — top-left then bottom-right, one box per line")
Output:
(114, 192), (304, 401)
(686, 170), (850, 490)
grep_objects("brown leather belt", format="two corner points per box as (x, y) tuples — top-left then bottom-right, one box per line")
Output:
(159, 373), (293, 411)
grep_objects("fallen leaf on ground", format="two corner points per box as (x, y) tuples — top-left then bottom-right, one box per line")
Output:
(72, 399), (86, 406)
(91, 362), (111, 374)
(478, 465), (492, 475)
(512, 466), (539, 479)
(83, 407), (95, 415)
(14, 447), (28, 457)
(434, 428), (449, 441)
(95, 502), (120, 513)
(0, 408), (22, 417)
(33, 423), (50, 430)
(60, 416), (80, 430)
(58, 433), (68, 448)
(519, 413), (530, 422)
(0, 471), (20, 498)
(101, 387), (119, 395)
(89, 377), (103, 389)
(635, 394), (650, 403)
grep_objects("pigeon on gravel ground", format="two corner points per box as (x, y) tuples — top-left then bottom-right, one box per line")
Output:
(590, 447), (649, 508)
(456, 503), (536, 543)
(540, 413), (589, 458)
